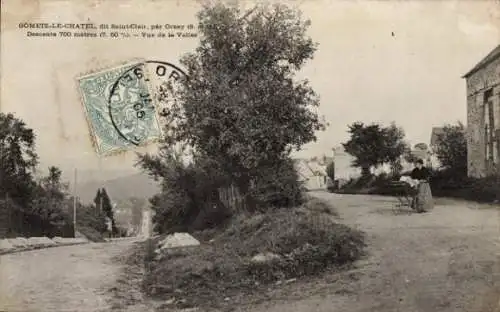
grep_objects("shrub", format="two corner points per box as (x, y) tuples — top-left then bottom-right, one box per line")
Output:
(302, 197), (339, 216)
(433, 122), (467, 176)
(148, 156), (305, 234)
(326, 161), (335, 192)
(78, 226), (105, 242)
(143, 198), (365, 309)
(335, 167), (500, 204)
(74, 203), (107, 233)
(250, 158), (305, 209)
(142, 153), (232, 235)
(429, 169), (500, 202)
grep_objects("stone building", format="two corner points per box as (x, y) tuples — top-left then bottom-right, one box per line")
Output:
(464, 44), (500, 178)
(293, 158), (328, 190)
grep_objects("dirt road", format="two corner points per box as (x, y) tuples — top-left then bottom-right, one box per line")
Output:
(2, 193), (500, 312)
(245, 192), (500, 312)
(0, 238), (139, 312)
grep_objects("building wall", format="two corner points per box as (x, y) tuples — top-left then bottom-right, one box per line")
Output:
(333, 149), (361, 180)
(466, 56), (500, 177)
(303, 175), (327, 190)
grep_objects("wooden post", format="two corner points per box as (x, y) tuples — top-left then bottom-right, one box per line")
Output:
(73, 168), (77, 237)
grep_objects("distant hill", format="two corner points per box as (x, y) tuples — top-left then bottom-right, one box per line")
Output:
(76, 172), (161, 204)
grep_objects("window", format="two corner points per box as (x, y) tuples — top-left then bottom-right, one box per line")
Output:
(494, 141), (498, 164)
(484, 89), (496, 169)
(485, 89), (493, 102)
(485, 122), (490, 162)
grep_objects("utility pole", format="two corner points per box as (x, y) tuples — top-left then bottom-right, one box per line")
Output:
(73, 168), (77, 237)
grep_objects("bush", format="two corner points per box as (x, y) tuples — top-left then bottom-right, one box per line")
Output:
(148, 156), (305, 235)
(433, 122), (467, 175)
(302, 197), (339, 216)
(334, 167), (500, 204)
(145, 154), (232, 235)
(250, 158), (305, 208)
(74, 203), (107, 233)
(78, 226), (105, 242)
(143, 198), (365, 310)
(430, 169), (500, 202)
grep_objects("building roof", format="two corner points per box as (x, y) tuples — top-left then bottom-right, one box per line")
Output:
(307, 161), (327, 176)
(463, 44), (500, 78)
(293, 159), (313, 180)
(293, 158), (327, 179)
(430, 127), (445, 147)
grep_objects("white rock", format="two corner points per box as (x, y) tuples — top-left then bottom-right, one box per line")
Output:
(251, 252), (281, 263)
(27, 237), (56, 247)
(52, 237), (66, 244)
(8, 238), (28, 248)
(0, 239), (15, 252)
(52, 237), (70, 244)
(61, 237), (88, 245)
(158, 233), (200, 250)
(72, 238), (88, 244)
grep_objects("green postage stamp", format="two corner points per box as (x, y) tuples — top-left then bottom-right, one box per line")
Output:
(77, 60), (162, 156)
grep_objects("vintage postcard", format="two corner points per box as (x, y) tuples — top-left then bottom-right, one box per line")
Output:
(1, 0), (500, 311)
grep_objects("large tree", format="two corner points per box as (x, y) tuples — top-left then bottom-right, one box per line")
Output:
(93, 188), (102, 215)
(139, 3), (325, 211)
(326, 161), (335, 181)
(434, 122), (467, 176)
(342, 122), (408, 176)
(31, 166), (67, 226)
(0, 113), (38, 205)
(97, 188), (117, 233)
(384, 123), (407, 175)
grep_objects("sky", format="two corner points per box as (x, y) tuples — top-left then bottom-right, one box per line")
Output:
(1, 0), (499, 183)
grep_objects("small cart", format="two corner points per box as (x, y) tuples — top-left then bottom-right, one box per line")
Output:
(389, 181), (418, 214)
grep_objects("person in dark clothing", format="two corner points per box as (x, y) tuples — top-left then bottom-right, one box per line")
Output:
(410, 159), (431, 181)
(410, 159), (433, 212)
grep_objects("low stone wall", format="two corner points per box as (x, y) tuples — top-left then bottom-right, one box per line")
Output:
(0, 236), (89, 255)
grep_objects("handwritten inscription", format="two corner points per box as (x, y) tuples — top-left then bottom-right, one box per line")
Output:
(18, 22), (198, 39)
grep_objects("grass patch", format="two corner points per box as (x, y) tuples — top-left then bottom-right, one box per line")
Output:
(141, 198), (365, 310)
(77, 226), (105, 242)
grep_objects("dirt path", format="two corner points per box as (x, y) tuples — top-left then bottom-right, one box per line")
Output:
(14, 193), (498, 312)
(244, 192), (500, 312)
(0, 238), (139, 312)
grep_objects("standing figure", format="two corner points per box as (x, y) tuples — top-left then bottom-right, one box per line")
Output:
(410, 159), (434, 212)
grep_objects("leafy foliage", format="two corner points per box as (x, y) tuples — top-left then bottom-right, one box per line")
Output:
(403, 147), (420, 164)
(0, 113), (38, 206)
(94, 187), (117, 234)
(326, 161), (335, 181)
(143, 198), (365, 310)
(30, 166), (68, 227)
(93, 188), (102, 215)
(141, 3), (325, 212)
(139, 151), (230, 234)
(414, 143), (428, 151)
(433, 122), (467, 177)
(250, 158), (305, 208)
(0, 112), (106, 239)
(67, 197), (107, 235)
(342, 122), (408, 176)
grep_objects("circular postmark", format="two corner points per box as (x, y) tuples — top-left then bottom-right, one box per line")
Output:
(107, 60), (187, 146)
